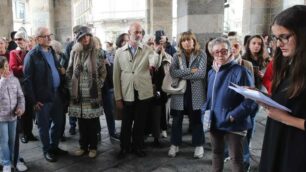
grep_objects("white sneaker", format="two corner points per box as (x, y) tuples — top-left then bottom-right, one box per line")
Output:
(74, 149), (86, 156)
(194, 146), (204, 158)
(161, 130), (167, 138)
(3, 165), (11, 172)
(16, 161), (28, 172)
(224, 156), (231, 163)
(88, 149), (97, 158)
(168, 145), (179, 157)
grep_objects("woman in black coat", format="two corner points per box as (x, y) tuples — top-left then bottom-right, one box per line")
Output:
(259, 5), (306, 172)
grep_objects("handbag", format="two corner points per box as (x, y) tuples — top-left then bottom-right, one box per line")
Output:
(162, 56), (187, 94)
(202, 78), (216, 133)
(202, 110), (212, 133)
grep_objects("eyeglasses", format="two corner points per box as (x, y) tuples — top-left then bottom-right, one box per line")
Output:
(213, 49), (229, 56)
(14, 38), (23, 41)
(271, 33), (293, 44)
(38, 34), (53, 39)
(133, 31), (143, 35)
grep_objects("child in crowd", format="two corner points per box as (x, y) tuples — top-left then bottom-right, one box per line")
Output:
(0, 56), (25, 172)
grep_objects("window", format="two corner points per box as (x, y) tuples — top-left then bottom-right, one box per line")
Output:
(15, 0), (25, 20)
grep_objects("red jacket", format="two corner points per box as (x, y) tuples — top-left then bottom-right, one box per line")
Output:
(262, 61), (273, 95)
(9, 50), (27, 78)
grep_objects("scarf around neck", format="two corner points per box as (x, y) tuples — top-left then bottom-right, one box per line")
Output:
(71, 43), (98, 101)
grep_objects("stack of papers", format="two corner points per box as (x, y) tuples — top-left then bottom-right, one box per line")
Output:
(228, 83), (291, 112)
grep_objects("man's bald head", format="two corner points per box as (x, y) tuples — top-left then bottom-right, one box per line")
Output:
(128, 22), (143, 46)
(129, 22), (142, 31)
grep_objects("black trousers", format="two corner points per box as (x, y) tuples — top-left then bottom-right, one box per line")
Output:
(145, 104), (161, 138)
(120, 97), (151, 151)
(20, 96), (34, 136)
(160, 103), (167, 131)
(78, 117), (100, 150)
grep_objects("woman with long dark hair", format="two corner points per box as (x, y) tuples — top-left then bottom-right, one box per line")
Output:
(259, 5), (306, 172)
(242, 35), (268, 90)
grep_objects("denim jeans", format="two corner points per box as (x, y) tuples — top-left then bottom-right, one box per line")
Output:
(102, 89), (116, 136)
(0, 120), (17, 166)
(243, 115), (256, 164)
(170, 109), (204, 146)
(36, 92), (63, 153)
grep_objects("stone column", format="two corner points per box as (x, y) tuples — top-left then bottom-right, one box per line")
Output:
(28, 0), (55, 35)
(177, 0), (224, 48)
(147, 0), (172, 37)
(54, 0), (72, 43)
(242, 0), (305, 37)
(242, 0), (272, 37)
(0, 0), (14, 39)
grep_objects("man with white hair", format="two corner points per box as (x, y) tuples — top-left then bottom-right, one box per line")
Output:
(23, 27), (67, 162)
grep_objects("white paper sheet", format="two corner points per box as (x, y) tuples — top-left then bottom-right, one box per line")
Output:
(228, 83), (292, 112)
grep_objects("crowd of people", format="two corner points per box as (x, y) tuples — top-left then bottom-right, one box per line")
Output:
(0, 5), (306, 172)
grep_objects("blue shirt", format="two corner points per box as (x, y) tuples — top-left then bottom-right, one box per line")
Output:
(128, 45), (137, 57)
(40, 47), (60, 90)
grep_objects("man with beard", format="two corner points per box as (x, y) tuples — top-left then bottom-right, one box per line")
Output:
(113, 22), (159, 158)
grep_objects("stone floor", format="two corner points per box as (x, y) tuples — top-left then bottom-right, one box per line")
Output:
(17, 109), (267, 172)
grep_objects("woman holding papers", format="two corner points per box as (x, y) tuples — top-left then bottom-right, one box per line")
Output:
(203, 37), (257, 172)
(259, 5), (306, 172)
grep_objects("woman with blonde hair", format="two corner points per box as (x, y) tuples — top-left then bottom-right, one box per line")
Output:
(168, 31), (207, 158)
(0, 38), (9, 61)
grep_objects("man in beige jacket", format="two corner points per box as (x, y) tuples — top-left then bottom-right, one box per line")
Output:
(113, 22), (159, 158)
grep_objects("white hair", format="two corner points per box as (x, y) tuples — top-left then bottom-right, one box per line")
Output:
(50, 40), (62, 53)
(34, 27), (49, 38)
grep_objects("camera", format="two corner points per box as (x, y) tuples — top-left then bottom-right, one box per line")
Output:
(155, 30), (165, 45)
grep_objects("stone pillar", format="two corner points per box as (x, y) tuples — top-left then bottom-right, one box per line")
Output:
(269, 0), (283, 28)
(147, 0), (172, 37)
(54, 0), (72, 43)
(177, 0), (224, 48)
(28, 0), (55, 35)
(242, 0), (272, 37)
(242, 0), (305, 37)
(0, 0), (14, 39)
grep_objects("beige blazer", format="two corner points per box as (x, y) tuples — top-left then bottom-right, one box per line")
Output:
(235, 55), (254, 80)
(113, 43), (159, 101)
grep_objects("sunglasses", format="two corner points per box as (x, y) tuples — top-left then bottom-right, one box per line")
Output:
(232, 43), (240, 49)
(15, 38), (23, 41)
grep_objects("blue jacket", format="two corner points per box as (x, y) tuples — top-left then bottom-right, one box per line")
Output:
(23, 45), (62, 104)
(203, 61), (258, 132)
